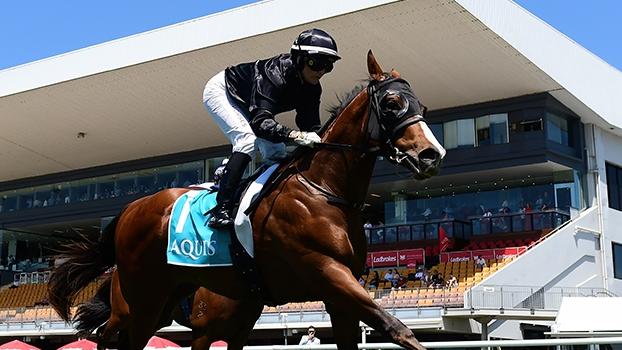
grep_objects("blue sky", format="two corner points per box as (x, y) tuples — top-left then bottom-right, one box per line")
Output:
(1, 0), (620, 71)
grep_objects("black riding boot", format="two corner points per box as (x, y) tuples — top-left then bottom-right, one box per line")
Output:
(208, 152), (252, 228)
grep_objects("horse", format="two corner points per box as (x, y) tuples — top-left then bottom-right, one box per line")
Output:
(48, 50), (445, 350)
(73, 269), (243, 349)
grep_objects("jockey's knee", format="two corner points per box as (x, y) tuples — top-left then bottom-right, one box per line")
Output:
(233, 140), (256, 157)
(261, 143), (287, 163)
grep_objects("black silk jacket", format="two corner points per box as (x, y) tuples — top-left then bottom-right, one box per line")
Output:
(224, 53), (322, 143)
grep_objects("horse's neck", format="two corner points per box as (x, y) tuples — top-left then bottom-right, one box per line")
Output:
(305, 91), (376, 203)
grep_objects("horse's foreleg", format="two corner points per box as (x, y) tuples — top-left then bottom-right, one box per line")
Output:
(223, 301), (263, 350)
(310, 258), (425, 350)
(325, 302), (361, 350)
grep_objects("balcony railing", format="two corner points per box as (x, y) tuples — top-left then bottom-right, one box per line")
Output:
(471, 210), (570, 236)
(466, 285), (616, 311)
(366, 209), (570, 246)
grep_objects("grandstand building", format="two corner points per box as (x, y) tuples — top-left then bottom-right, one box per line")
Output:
(1, 0), (621, 346)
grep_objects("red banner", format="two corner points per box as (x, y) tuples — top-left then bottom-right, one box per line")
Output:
(367, 248), (425, 268)
(370, 251), (398, 267)
(438, 226), (450, 253)
(494, 247), (519, 259)
(397, 249), (425, 267)
(440, 251), (471, 263)
(472, 249), (495, 261)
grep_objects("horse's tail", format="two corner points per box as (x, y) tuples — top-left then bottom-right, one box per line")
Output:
(48, 212), (120, 322)
(73, 273), (112, 338)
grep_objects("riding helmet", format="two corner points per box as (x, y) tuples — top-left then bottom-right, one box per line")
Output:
(290, 28), (341, 61)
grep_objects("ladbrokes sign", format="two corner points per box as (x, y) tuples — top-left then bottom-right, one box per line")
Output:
(367, 249), (425, 267)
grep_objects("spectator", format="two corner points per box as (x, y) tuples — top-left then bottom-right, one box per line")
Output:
(428, 270), (439, 287)
(299, 326), (320, 345)
(475, 256), (486, 269)
(383, 269), (394, 283)
(422, 208), (432, 220)
(434, 273), (445, 288)
(446, 274), (458, 288)
(369, 271), (380, 289)
(499, 200), (511, 214)
(391, 271), (402, 288)
(363, 220), (372, 240)
(413, 268), (425, 281)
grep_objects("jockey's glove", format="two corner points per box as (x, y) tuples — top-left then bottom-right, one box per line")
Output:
(289, 130), (322, 146)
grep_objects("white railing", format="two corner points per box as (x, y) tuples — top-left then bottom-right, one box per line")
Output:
(466, 285), (615, 310)
(223, 337), (622, 350)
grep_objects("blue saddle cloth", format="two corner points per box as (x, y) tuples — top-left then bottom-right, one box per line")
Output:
(167, 188), (232, 267)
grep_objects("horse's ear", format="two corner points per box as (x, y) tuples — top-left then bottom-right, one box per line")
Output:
(367, 50), (383, 80)
(390, 69), (401, 78)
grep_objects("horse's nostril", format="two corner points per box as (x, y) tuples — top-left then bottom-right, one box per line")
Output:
(419, 148), (439, 163)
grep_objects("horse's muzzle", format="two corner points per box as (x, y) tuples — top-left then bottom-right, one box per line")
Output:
(406, 148), (442, 179)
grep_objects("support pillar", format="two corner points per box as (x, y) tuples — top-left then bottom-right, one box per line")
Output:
(475, 317), (494, 350)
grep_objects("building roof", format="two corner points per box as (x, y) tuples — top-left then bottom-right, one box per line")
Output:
(1, 0), (620, 183)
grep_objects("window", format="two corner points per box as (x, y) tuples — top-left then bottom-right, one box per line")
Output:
(606, 162), (622, 211)
(613, 242), (622, 279)
(476, 113), (508, 146)
(443, 119), (475, 149)
(547, 113), (570, 145)
(512, 118), (543, 132)
(429, 124), (444, 146)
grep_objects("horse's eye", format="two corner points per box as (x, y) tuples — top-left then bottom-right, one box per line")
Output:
(380, 90), (409, 118)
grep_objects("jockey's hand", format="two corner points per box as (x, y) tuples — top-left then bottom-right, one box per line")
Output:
(289, 131), (322, 147)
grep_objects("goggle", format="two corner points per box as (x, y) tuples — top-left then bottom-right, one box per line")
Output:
(304, 55), (335, 72)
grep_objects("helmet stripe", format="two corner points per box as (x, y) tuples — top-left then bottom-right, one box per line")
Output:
(291, 45), (339, 57)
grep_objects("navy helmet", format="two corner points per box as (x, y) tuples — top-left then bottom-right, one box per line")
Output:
(291, 28), (341, 61)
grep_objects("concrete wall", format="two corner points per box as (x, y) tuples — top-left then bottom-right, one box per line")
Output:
(470, 206), (602, 295)
(595, 126), (622, 294)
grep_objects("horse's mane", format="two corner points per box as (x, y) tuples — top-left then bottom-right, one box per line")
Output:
(319, 73), (396, 135)
(318, 79), (369, 135)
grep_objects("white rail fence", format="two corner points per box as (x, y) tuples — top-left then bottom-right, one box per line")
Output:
(209, 337), (622, 350)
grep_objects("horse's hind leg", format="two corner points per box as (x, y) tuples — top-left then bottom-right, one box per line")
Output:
(309, 258), (425, 350)
(126, 295), (168, 350)
(97, 270), (130, 349)
(325, 302), (361, 350)
(96, 317), (126, 350)
(187, 290), (263, 350)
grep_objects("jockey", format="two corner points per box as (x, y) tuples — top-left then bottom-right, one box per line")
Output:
(202, 28), (341, 228)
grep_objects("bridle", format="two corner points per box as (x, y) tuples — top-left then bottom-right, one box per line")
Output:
(279, 76), (429, 210)
(317, 76), (427, 169)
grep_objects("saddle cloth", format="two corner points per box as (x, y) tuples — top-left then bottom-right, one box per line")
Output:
(166, 164), (278, 266)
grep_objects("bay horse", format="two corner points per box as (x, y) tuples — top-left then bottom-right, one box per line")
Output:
(48, 50), (445, 350)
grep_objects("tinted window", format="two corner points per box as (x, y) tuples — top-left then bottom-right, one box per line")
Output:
(477, 113), (508, 146)
(429, 123), (444, 146)
(607, 163), (622, 211)
(547, 113), (569, 145)
(444, 119), (475, 149)
(613, 242), (622, 279)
